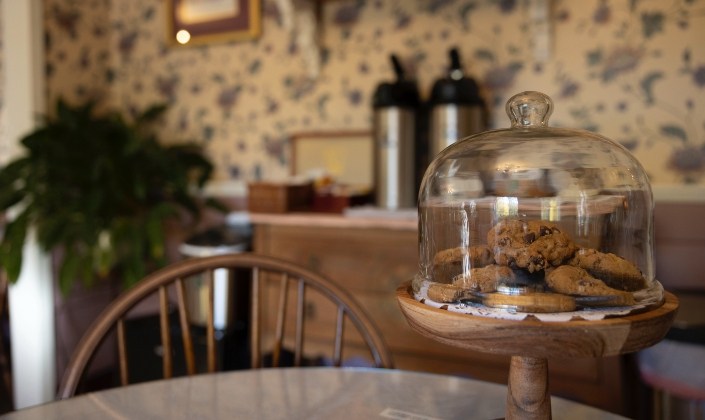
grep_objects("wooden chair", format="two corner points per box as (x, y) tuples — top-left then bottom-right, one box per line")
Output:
(57, 253), (394, 399)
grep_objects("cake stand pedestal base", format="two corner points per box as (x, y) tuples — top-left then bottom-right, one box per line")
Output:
(507, 356), (551, 419)
(396, 282), (679, 420)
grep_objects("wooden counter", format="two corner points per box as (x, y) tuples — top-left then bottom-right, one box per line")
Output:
(250, 211), (635, 416)
(248, 210), (418, 230)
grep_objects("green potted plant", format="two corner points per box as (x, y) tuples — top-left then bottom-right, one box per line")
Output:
(0, 98), (223, 293)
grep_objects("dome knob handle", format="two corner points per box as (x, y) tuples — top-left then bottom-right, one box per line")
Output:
(506, 91), (553, 128)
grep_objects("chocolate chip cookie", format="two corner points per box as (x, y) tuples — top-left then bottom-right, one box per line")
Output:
(568, 248), (646, 291)
(452, 264), (514, 292)
(427, 282), (465, 303)
(487, 219), (577, 272)
(545, 265), (635, 305)
(432, 245), (494, 284)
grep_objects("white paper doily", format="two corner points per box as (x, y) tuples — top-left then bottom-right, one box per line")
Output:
(413, 279), (665, 322)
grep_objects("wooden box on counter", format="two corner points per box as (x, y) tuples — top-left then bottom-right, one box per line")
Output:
(250, 212), (636, 417)
(247, 182), (314, 213)
(311, 192), (373, 213)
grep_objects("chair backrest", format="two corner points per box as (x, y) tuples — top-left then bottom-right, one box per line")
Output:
(57, 252), (393, 399)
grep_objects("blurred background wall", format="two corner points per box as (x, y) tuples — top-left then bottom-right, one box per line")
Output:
(2, 0), (704, 190)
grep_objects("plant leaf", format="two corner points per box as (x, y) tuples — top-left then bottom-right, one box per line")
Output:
(0, 213), (30, 283)
(1, 97), (218, 291)
(59, 252), (82, 295)
(136, 103), (168, 125)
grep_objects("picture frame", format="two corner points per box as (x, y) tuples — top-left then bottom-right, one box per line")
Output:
(166, 0), (261, 46)
(291, 130), (373, 189)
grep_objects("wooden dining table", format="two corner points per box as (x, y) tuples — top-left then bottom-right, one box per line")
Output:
(1, 367), (627, 419)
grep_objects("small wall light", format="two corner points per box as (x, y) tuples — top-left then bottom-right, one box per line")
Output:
(176, 29), (191, 45)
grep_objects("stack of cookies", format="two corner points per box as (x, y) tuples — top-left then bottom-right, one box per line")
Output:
(427, 219), (647, 309)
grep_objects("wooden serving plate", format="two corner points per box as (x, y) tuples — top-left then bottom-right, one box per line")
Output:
(396, 281), (679, 419)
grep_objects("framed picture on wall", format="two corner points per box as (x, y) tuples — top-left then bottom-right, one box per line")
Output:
(166, 0), (261, 46)
(291, 131), (374, 190)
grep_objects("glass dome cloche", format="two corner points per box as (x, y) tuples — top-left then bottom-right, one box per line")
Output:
(414, 91), (663, 318)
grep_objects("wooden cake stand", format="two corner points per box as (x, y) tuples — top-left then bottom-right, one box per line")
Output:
(396, 282), (679, 419)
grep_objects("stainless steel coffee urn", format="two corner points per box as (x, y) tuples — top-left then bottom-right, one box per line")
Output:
(428, 47), (486, 158)
(372, 55), (421, 209)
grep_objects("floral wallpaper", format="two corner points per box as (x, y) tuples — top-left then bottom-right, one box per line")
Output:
(0, 0), (5, 162)
(30, 0), (705, 187)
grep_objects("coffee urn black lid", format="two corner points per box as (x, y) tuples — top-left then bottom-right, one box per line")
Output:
(429, 48), (483, 106)
(372, 54), (420, 109)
